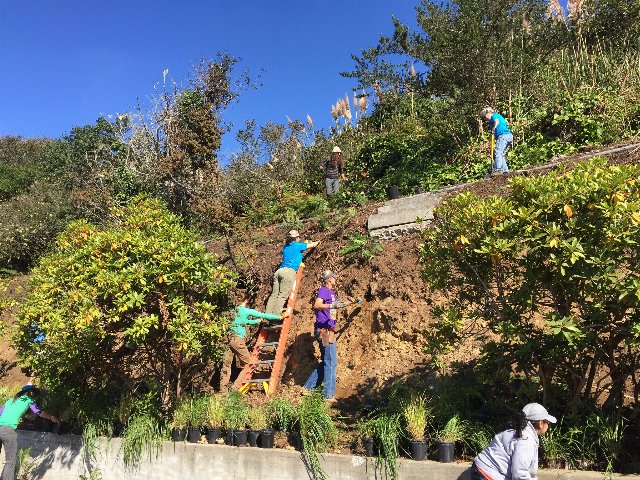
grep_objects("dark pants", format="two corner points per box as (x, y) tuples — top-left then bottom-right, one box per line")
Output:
(0, 425), (17, 480)
(471, 463), (492, 480)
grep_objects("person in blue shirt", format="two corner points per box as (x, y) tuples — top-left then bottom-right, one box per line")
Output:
(481, 107), (513, 175)
(265, 230), (318, 314)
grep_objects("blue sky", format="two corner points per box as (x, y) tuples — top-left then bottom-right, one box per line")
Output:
(0, 1), (417, 162)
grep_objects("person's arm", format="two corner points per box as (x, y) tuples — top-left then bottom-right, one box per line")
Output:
(491, 118), (499, 134)
(304, 241), (319, 250)
(244, 308), (282, 322)
(339, 158), (346, 180)
(314, 296), (333, 311)
(510, 438), (535, 480)
(30, 403), (59, 423)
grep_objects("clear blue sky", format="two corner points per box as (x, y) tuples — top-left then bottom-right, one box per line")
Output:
(0, 1), (417, 162)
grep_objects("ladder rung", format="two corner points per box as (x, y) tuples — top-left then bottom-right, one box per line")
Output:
(262, 325), (283, 331)
(248, 360), (275, 365)
(242, 378), (271, 384)
(256, 342), (279, 348)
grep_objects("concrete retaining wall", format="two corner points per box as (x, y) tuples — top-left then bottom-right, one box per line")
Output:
(1, 431), (637, 480)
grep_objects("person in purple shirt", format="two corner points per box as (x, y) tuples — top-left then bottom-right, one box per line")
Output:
(0, 385), (59, 480)
(303, 270), (354, 403)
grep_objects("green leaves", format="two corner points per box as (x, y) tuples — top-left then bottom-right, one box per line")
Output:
(14, 196), (235, 413)
(420, 159), (640, 409)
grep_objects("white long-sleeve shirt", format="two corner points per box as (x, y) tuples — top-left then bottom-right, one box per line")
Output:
(474, 422), (539, 480)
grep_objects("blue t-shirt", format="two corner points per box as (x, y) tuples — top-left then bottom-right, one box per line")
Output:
(490, 113), (511, 138)
(279, 241), (307, 270)
(315, 285), (337, 330)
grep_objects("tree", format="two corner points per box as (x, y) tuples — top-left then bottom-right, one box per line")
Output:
(156, 53), (255, 220)
(345, 0), (557, 110)
(420, 159), (640, 413)
(14, 197), (235, 414)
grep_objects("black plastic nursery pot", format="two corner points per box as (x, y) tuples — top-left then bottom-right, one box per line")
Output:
(225, 429), (236, 445)
(410, 440), (427, 461)
(248, 430), (261, 447)
(234, 429), (248, 446)
(260, 429), (274, 449)
(362, 437), (375, 457)
(172, 427), (187, 442)
(386, 185), (401, 200)
(187, 427), (201, 443)
(437, 442), (455, 463)
(206, 428), (221, 444)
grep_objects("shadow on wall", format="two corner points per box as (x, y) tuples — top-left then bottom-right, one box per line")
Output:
(14, 432), (83, 479)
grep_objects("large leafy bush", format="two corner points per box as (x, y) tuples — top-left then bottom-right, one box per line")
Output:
(420, 159), (640, 412)
(0, 182), (74, 271)
(14, 197), (235, 415)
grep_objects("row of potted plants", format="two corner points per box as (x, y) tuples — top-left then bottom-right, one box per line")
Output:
(169, 392), (275, 448)
(359, 394), (477, 466)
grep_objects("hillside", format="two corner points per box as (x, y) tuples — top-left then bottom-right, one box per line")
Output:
(2, 141), (639, 403)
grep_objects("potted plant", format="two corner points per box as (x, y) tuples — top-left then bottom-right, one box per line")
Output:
(187, 396), (207, 443)
(403, 395), (431, 461)
(204, 394), (224, 444)
(358, 418), (376, 457)
(170, 397), (190, 442)
(265, 396), (298, 449)
(222, 391), (249, 446)
(247, 406), (268, 447)
(436, 414), (467, 463)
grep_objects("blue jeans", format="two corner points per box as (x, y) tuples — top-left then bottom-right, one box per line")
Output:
(493, 133), (512, 173)
(304, 335), (337, 399)
(325, 178), (340, 195)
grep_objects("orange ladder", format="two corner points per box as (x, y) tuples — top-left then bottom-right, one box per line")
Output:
(235, 263), (304, 395)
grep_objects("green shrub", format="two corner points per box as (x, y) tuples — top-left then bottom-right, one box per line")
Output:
(420, 159), (640, 414)
(222, 391), (249, 430)
(0, 163), (36, 200)
(298, 391), (338, 480)
(14, 196), (235, 417)
(0, 182), (74, 271)
(266, 396), (298, 433)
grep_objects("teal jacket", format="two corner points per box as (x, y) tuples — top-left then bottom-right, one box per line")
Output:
(231, 305), (281, 339)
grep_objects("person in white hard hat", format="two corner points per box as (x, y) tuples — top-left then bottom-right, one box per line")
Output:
(471, 403), (557, 480)
(265, 230), (318, 314)
(321, 146), (346, 195)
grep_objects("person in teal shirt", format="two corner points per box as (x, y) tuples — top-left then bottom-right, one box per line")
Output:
(0, 385), (59, 480)
(265, 230), (319, 314)
(220, 296), (283, 390)
(480, 107), (513, 175)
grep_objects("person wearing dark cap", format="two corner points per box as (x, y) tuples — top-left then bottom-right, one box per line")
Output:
(471, 403), (556, 480)
(265, 230), (318, 315)
(0, 385), (59, 479)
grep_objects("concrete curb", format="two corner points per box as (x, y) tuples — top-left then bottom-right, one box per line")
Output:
(2, 431), (638, 480)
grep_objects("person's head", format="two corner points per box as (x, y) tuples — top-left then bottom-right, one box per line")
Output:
(286, 229), (301, 244)
(479, 107), (494, 121)
(331, 146), (342, 162)
(15, 384), (41, 400)
(234, 289), (251, 307)
(522, 403), (556, 436)
(322, 270), (337, 288)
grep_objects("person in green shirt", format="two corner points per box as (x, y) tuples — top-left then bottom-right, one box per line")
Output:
(220, 296), (284, 390)
(0, 385), (59, 480)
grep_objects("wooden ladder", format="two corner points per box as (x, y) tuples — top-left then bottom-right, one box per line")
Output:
(234, 263), (304, 395)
